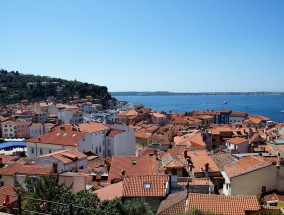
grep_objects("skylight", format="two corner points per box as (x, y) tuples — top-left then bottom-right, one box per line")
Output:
(144, 183), (151, 189)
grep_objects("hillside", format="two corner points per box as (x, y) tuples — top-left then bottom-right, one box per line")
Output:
(0, 69), (114, 106)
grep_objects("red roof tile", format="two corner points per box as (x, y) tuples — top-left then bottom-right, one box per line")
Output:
(94, 181), (123, 201)
(122, 175), (168, 197)
(188, 193), (261, 215)
(223, 156), (271, 179)
(264, 193), (284, 202)
(157, 190), (187, 215)
(107, 129), (124, 137)
(36, 149), (87, 164)
(187, 149), (220, 173)
(108, 156), (157, 183)
(0, 184), (17, 209)
(27, 131), (87, 146)
(227, 137), (248, 145)
(0, 160), (52, 176)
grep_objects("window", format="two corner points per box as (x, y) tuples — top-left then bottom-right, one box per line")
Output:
(108, 140), (110, 146)
(262, 186), (266, 193)
(96, 147), (98, 154)
(40, 148), (43, 155)
(144, 183), (151, 189)
(99, 146), (101, 153)
(31, 148), (34, 154)
(108, 150), (111, 157)
(83, 138), (85, 141)
(49, 149), (51, 154)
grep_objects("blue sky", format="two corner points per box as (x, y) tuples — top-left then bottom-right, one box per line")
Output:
(0, 0), (283, 92)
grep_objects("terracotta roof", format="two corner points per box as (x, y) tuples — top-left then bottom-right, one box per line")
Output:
(186, 150), (220, 173)
(157, 190), (187, 215)
(135, 130), (151, 139)
(0, 155), (17, 164)
(107, 129), (124, 137)
(0, 184), (17, 209)
(122, 175), (168, 197)
(264, 193), (284, 202)
(108, 156), (157, 183)
(168, 145), (187, 156)
(152, 113), (167, 118)
(27, 131), (87, 146)
(0, 160), (52, 176)
(227, 137), (248, 145)
(230, 111), (247, 116)
(116, 109), (138, 117)
(188, 193), (261, 215)
(210, 150), (237, 171)
(1, 120), (16, 125)
(223, 156), (271, 179)
(94, 181), (123, 201)
(36, 149), (87, 164)
(78, 122), (109, 133)
(161, 154), (187, 170)
(188, 178), (214, 186)
(174, 132), (206, 148)
(250, 133), (260, 143)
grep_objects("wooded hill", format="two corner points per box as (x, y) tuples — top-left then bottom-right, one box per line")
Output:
(0, 69), (114, 106)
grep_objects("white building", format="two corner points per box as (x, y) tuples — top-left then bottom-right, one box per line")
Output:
(76, 122), (110, 158)
(57, 109), (83, 124)
(106, 124), (136, 157)
(222, 156), (284, 196)
(26, 130), (92, 159)
(27, 122), (136, 159)
(1, 121), (17, 138)
(35, 149), (88, 173)
(29, 123), (55, 138)
(226, 137), (249, 154)
(229, 111), (247, 123)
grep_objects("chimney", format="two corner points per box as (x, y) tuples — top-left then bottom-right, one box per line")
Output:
(72, 165), (78, 173)
(187, 156), (192, 165)
(153, 150), (158, 159)
(0, 158), (3, 168)
(52, 162), (58, 173)
(3, 194), (9, 206)
(189, 163), (194, 172)
(205, 163), (209, 178)
(121, 170), (126, 177)
(183, 150), (188, 159)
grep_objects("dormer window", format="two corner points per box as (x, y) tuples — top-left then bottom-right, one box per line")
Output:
(144, 183), (151, 189)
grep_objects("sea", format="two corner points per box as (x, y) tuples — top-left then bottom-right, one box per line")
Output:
(114, 95), (284, 123)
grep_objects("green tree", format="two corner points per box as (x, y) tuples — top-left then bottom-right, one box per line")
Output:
(15, 174), (74, 215)
(121, 198), (153, 215)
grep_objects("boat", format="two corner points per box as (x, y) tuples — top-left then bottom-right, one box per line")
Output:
(281, 110), (284, 113)
(224, 101), (228, 104)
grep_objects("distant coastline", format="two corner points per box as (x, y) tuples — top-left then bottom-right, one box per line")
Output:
(111, 91), (284, 96)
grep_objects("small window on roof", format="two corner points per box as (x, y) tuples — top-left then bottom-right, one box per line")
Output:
(144, 183), (151, 189)
(72, 134), (77, 137)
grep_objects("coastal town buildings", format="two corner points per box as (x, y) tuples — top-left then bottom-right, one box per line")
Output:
(0, 99), (283, 214)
